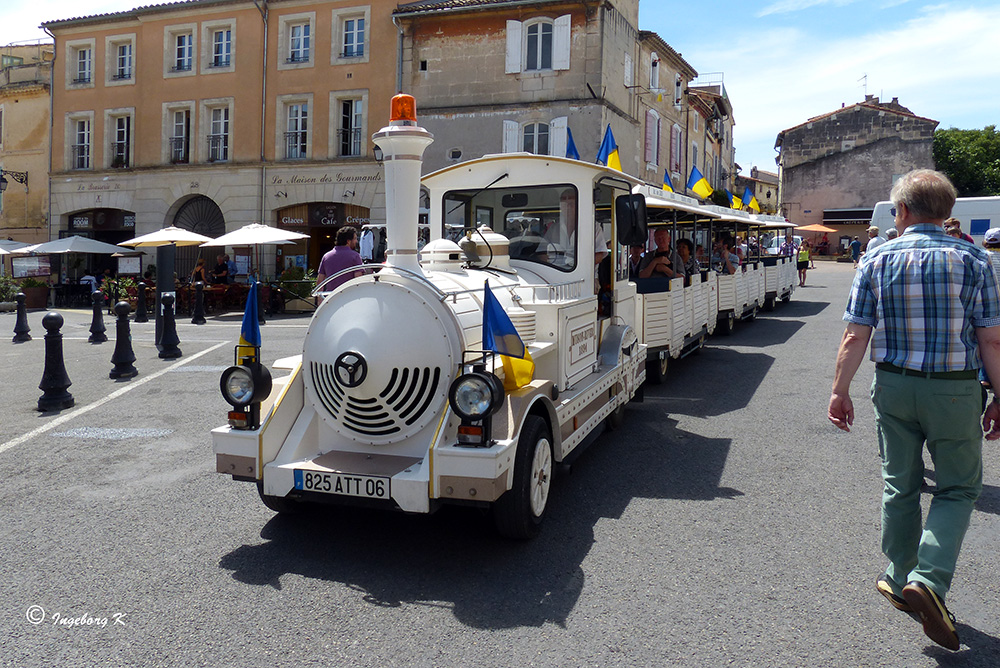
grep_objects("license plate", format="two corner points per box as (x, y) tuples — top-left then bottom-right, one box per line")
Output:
(293, 469), (389, 499)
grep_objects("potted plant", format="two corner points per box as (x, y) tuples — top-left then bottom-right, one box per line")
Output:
(0, 274), (18, 311)
(19, 276), (50, 309)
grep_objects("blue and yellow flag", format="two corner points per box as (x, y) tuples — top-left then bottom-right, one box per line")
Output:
(566, 126), (580, 161)
(596, 124), (622, 171)
(743, 186), (761, 213)
(237, 280), (261, 362)
(482, 281), (534, 391)
(663, 169), (674, 193)
(687, 166), (713, 200)
(726, 189), (743, 210)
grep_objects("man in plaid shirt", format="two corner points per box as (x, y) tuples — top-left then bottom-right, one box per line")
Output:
(828, 169), (1000, 651)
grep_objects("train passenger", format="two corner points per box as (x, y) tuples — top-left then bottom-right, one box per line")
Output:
(317, 225), (364, 291)
(627, 244), (644, 281)
(676, 238), (700, 277)
(712, 238), (739, 275)
(638, 228), (684, 279)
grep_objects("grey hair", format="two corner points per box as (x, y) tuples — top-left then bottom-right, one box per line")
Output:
(889, 169), (957, 221)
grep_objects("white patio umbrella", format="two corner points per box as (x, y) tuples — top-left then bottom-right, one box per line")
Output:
(120, 226), (214, 247)
(11, 235), (127, 255)
(200, 223), (309, 247)
(0, 247), (9, 255)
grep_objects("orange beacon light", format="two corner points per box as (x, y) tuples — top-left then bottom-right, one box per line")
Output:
(390, 94), (417, 124)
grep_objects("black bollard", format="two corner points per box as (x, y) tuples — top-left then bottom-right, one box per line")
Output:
(89, 290), (108, 343)
(13, 292), (31, 342)
(134, 284), (149, 323)
(159, 293), (182, 359)
(38, 312), (74, 412)
(257, 281), (266, 325)
(191, 281), (206, 325)
(110, 301), (138, 379)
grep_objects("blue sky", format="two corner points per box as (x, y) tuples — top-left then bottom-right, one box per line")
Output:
(3, 1), (998, 175)
(640, 0), (1000, 173)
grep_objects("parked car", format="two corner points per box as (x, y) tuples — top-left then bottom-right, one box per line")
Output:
(765, 234), (803, 255)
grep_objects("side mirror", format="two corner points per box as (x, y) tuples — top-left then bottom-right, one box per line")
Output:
(501, 193), (529, 208)
(615, 194), (647, 246)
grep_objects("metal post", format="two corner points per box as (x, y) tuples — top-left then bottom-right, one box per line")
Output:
(134, 284), (149, 323)
(191, 281), (206, 325)
(89, 290), (108, 343)
(110, 301), (138, 379)
(38, 312), (74, 412)
(13, 292), (31, 342)
(158, 293), (182, 359)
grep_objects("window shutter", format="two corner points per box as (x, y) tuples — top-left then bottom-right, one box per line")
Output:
(552, 14), (571, 71)
(505, 21), (522, 74)
(550, 116), (567, 157)
(644, 110), (654, 164)
(502, 120), (518, 153)
(671, 125), (681, 173)
(624, 52), (633, 88)
(656, 117), (662, 166)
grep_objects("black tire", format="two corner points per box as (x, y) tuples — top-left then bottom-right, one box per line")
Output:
(764, 296), (775, 311)
(257, 481), (302, 514)
(719, 311), (736, 336)
(646, 355), (668, 385)
(781, 293), (791, 303)
(494, 416), (552, 539)
(607, 401), (626, 430)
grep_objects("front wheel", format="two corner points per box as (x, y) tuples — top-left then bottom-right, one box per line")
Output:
(719, 311), (736, 336)
(646, 355), (668, 385)
(494, 416), (553, 539)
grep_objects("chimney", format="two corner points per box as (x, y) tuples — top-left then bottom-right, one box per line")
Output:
(371, 95), (434, 275)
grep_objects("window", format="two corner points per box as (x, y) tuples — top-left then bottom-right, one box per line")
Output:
(212, 29), (232, 67)
(525, 22), (553, 71)
(75, 47), (92, 83)
(343, 18), (365, 57)
(171, 109), (190, 163)
(644, 110), (661, 166)
(670, 124), (682, 174)
(111, 116), (131, 168)
(174, 33), (193, 71)
(339, 99), (363, 156)
(73, 119), (91, 169)
(115, 44), (132, 80)
(289, 23), (310, 62)
(505, 15), (571, 73)
(650, 52), (660, 90)
(691, 142), (698, 170)
(522, 123), (549, 155)
(208, 107), (230, 162)
(285, 103), (308, 159)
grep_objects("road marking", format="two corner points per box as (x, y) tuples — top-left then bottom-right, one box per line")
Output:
(0, 341), (228, 457)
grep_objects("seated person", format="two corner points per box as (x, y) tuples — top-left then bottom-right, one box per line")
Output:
(676, 238), (700, 278)
(638, 228), (684, 280)
(712, 238), (739, 275)
(627, 244), (644, 281)
(79, 272), (98, 291)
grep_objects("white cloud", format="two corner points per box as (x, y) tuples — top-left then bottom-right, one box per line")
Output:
(695, 4), (1000, 169)
(756, 0), (859, 18)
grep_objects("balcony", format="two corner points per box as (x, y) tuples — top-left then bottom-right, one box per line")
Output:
(207, 134), (229, 162)
(340, 47), (365, 58)
(209, 57), (231, 68)
(171, 62), (192, 73)
(284, 131), (308, 160)
(112, 70), (132, 81)
(169, 137), (189, 164)
(72, 75), (91, 84)
(285, 52), (310, 64)
(110, 142), (130, 168)
(72, 145), (91, 170)
(338, 128), (362, 157)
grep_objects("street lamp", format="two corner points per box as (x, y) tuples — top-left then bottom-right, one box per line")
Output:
(0, 169), (29, 193)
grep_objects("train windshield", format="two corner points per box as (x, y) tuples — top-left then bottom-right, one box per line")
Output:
(443, 184), (579, 272)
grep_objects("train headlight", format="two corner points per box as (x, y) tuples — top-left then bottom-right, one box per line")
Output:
(220, 363), (272, 408)
(449, 371), (504, 421)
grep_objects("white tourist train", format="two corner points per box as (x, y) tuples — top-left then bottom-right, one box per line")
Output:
(211, 95), (797, 538)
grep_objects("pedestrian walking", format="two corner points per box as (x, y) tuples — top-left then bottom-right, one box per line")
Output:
(827, 169), (1000, 652)
(849, 236), (862, 268)
(316, 225), (364, 292)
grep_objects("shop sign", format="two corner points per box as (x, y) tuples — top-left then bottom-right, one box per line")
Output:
(281, 217), (307, 226)
(72, 216), (90, 229)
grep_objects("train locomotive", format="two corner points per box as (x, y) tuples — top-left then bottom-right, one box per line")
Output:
(212, 95), (649, 538)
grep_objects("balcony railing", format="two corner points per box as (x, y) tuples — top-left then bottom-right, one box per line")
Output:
(169, 137), (189, 164)
(209, 57), (231, 68)
(110, 142), (130, 168)
(72, 75), (91, 84)
(286, 52), (310, 63)
(171, 62), (192, 72)
(338, 128), (363, 157)
(284, 131), (308, 160)
(341, 47), (365, 58)
(207, 133), (229, 162)
(112, 70), (132, 80)
(72, 144), (91, 170)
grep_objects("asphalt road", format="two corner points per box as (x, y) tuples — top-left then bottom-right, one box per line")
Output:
(1, 263), (998, 667)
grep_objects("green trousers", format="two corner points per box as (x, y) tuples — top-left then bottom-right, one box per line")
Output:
(871, 370), (983, 601)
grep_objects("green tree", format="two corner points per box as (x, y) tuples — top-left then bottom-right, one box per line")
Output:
(933, 126), (1000, 196)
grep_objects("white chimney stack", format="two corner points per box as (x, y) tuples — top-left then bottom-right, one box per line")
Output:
(372, 94), (434, 274)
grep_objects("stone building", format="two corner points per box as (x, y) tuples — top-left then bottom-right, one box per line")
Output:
(775, 95), (937, 243)
(0, 43), (53, 246)
(734, 166), (779, 215)
(687, 76), (735, 195)
(393, 0), (703, 197)
(43, 0), (396, 277)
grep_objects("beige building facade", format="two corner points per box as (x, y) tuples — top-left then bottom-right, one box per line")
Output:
(44, 0), (397, 276)
(0, 43), (53, 247)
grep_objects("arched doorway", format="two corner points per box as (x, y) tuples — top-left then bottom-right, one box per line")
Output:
(173, 196), (225, 277)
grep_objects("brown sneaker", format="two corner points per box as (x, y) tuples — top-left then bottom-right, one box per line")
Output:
(902, 581), (960, 651)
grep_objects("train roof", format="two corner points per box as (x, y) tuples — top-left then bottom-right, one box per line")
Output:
(422, 153), (646, 190)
